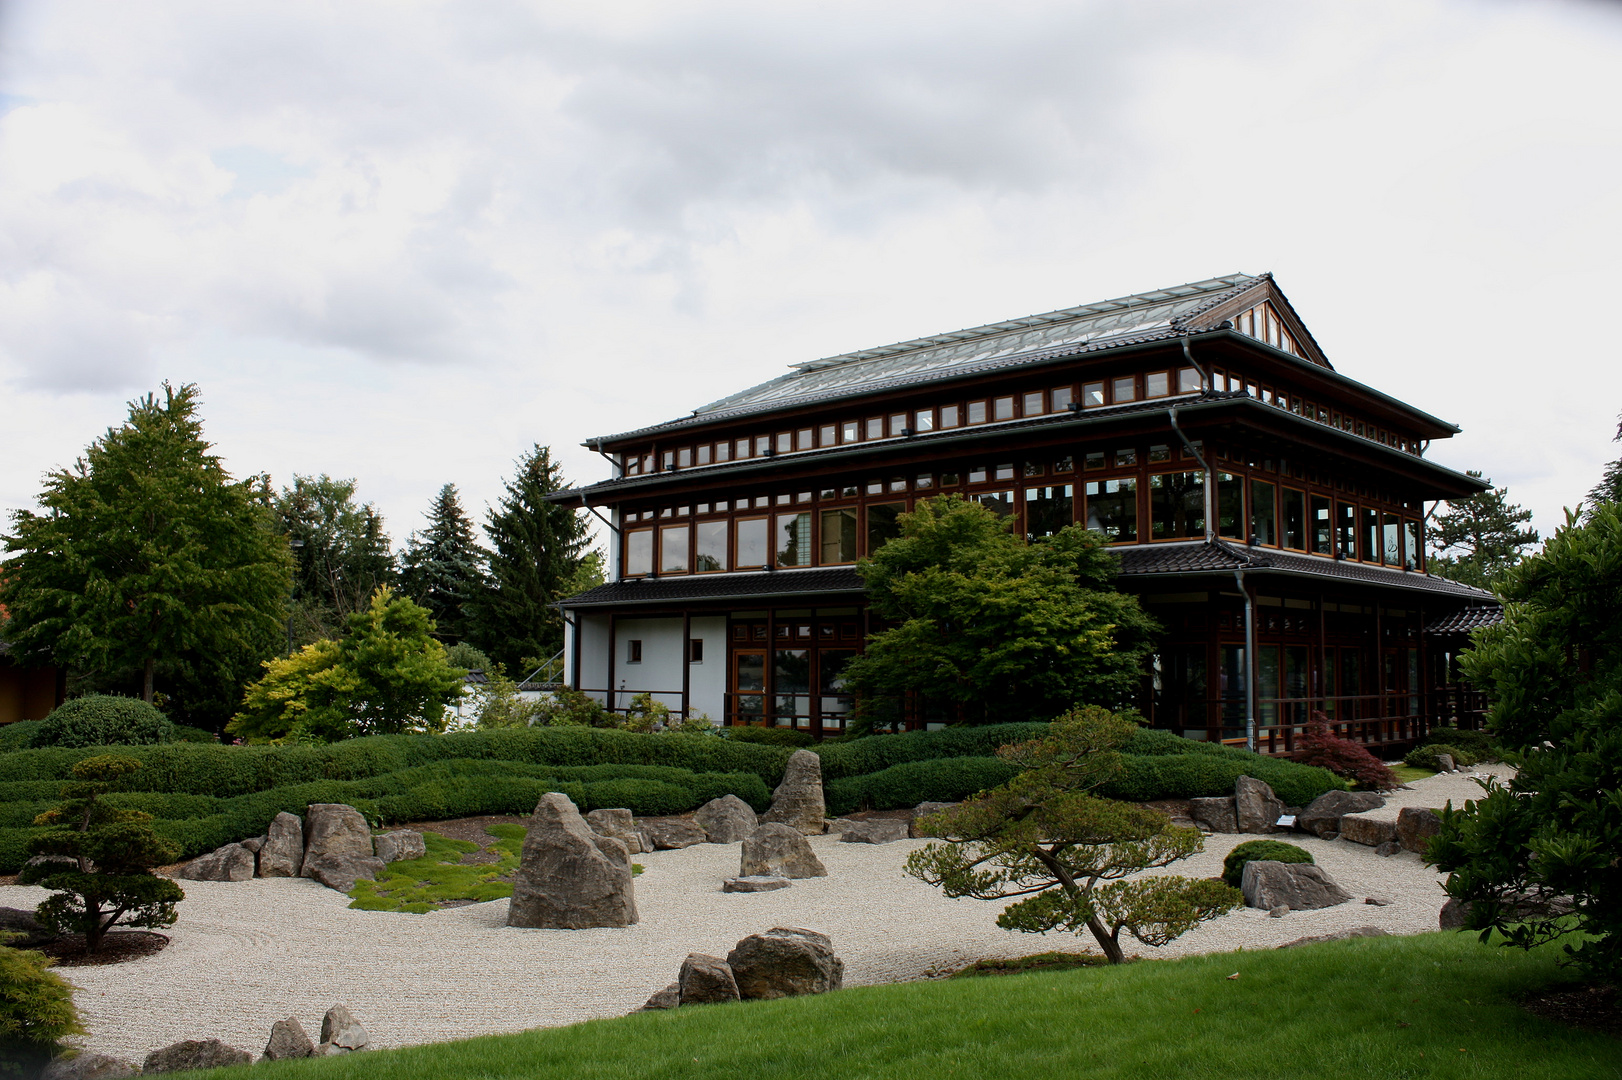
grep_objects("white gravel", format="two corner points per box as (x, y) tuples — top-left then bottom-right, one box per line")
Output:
(3, 767), (1506, 1062)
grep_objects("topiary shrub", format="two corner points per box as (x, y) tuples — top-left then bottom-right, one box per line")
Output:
(825, 756), (1022, 815)
(32, 696), (170, 749)
(0, 942), (85, 1045)
(815, 723), (1050, 781)
(1293, 714), (1399, 791)
(723, 726), (816, 748)
(0, 721), (44, 752)
(1421, 726), (1497, 762)
(1405, 743), (1474, 771)
(1221, 839), (1314, 888)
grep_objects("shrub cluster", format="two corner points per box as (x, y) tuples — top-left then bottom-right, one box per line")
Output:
(1404, 743), (1477, 771)
(724, 726), (816, 748)
(825, 756), (1022, 815)
(31, 695), (170, 749)
(0, 943), (84, 1045)
(1292, 715), (1399, 791)
(0, 721), (43, 752)
(1221, 840), (1314, 888)
(1420, 726), (1498, 762)
(814, 723), (1049, 781)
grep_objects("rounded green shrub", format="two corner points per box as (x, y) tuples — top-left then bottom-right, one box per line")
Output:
(824, 756), (1021, 815)
(1222, 839), (1314, 888)
(1420, 727), (1496, 762)
(723, 726), (815, 748)
(0, 721), (44, 752)
(0, 944), (84, 1045)
(1405, 743), (1474, 771)
(32, 696), (169, 749)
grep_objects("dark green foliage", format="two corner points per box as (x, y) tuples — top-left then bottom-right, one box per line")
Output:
(825, 757), (1021, 815)
(1420, 726), (1498, 761)
(399, 483), (485, 645)
(814, 723), (1050, 780)
(1585, 411), (1622, 515)
(1221, 840), (1314, 887)
(1435, 501), (1622, 979)
(1428, 472), (1540, 591)
(0, 943), (84, 1044)
(32, 695), (170, 749)
(274, 474), (397, 648)
(165, 724), (219, 744)
(1404, 743), (1473, 771)
(0, 721), (44, 752)
(724, 726), (817, 748)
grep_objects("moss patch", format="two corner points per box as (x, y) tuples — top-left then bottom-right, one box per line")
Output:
(1391, 764), (1436, 786)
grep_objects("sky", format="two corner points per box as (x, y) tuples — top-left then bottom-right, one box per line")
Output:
(2, 0), (1620, 556)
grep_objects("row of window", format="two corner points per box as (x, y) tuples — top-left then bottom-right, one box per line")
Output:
(622, 476), (1423, 575)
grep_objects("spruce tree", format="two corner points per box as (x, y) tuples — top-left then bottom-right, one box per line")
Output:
(467, 446), (594, 672)
(1586, 412), (1622, 514)
(1428, 471), (1540, 591)
(399, 484), (484, 644)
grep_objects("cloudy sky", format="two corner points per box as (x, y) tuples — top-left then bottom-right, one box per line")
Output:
(2, 0), (1619, 554)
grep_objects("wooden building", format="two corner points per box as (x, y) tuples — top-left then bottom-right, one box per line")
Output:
(550, 273), (1498, 753)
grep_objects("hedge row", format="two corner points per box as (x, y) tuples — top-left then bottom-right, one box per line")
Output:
(812, 723), (1049, 781)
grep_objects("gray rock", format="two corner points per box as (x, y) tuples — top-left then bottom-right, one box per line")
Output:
(1439, 892), (1574, 931)
(1296, 790), (1385, 838)
(1338, 813), (1397, 847)
(821, 817), (862, 834)
(640, 816), (708, 850)
(507, 793), (638, 929)
(264, 1016), (316, 1060)
(694, 795), (759, 844)
(143, 1040), (253, 1074)
(1277, 926), (1391, 948)
(1241, 860), (1353, 911)
(1235, 776), (1285, 834)
(259, 811), (305, 877)
(726, 926), (844, 1000)
(724, 875), (792, 893)
(240, 835), (267, 854)
(321, 1004), (369, 1051)
(1397, 807), (1443, 854)
(678, 953), (740, 1005)
(740, 823), (827, 879)
(908, 802), (957, 838)
(1365, 896), (1392, 906)
(180, 843), (255, 882)
(1268, 905), (1290, 918)
(638, 982), (681, 1010)
(0, 906), (54, 947)
(585, 808), (645, 854)
(372, 830), (426, 864)
(1436, 753), (1456, 773)
(838, 819), (909, 844)
(1374, 841), (1403, 857)
(1188, 797), (1238, 833)
(305, 853), (386, 893)
(761, 749), (826, 835)
(24, 854), (79, 874)
(301, 804), (373, 877)
(41, 1053), (141, 1079)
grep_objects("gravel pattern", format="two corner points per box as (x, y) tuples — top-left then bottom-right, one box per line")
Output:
(1, 768), (1505, 1061)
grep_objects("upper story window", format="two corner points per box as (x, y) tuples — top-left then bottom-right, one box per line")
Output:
(865, 417), (883, 440)
(1145, 371), (1170, 398)
(940, 404), (960, 428)
(914, 408), (934, 433)
(967, 400), (988, 425)
(1023, 391), (1045, 416)
(1112, 376), (1138, 404)
(993, 396), (1015, 421)
(1233, 300), (1300, 357)
(842, 420), (859, 443)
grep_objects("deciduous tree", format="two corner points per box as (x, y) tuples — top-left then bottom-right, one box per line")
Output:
(1428, 471), (1540, 591)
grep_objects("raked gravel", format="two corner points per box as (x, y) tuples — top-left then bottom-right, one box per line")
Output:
(3, 767), (1507, 1061)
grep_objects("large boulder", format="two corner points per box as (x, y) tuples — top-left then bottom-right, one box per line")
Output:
(726, 927), (844, 1000)
(507, 793), (638, 929)
(143, 1040), (253, 1074)
(180, 843), (255, 882)
(320, 1005), (369, 1053)
(1235, 776), (1285, 833)
(761, 749), (826, 835)
(1439, 892), (1574, 931)
(1397, 807), (1443, 854)
(41, 1053), (140, 1079)
(1296, 791), (1385, 838)
(0, 906), (55, 947)
(641, 817), (708, 850)
(740, 823), (827, 879)
(677, 953), (740, 1005)
(638, 983), (681, 1011)
(1241, 860), (1353, 911)
(1435, 753), (1457, 773)
(1188, 797), (1238, 833)
(373, 830), (426, 864)
(585, 809), (645, 854)
(304, 853), (386, 893)
(301, 804), (374, 876)
(1338, 813), (1398, 847)
(263, 1017), (316, 1060)
(694, 795), (759, 844)
(259, 812), (305, 877)
(839, 819), (909, 844)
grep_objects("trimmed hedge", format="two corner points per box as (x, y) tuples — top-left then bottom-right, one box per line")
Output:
(814, 723), (1049, 781)
(32, 695), (170, 748)
(1419, 726), (1497, 762)
(825, 757), (1022, 815)
(0, 721), (43, 752)
(724, 727), (816, 748)
(1221, 839), (1314, 887)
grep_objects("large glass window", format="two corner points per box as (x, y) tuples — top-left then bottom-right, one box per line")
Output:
(1403, 520), (1420, 570)
(867, 502), (905, 553)
(1085, 478), (1138, 542)
(1281, 488), (1306, 550)
(1250, 480), (1276, 546)
(818, 649), (857, 729)
(1217, 472), (1244, 539)
(1149, 471), (1205, 540)
(974, 490), (1016, 518)
(1360, 506), (1380, 562)
(660, 525), (689, 574)
(1257, 644), (1280, 726)
(1219, 645), (1247, 732)
(774, 650), (810, 726)
(1383, 513), (1402, 565)
(1284, 645), (1310, 725)
(735, 517), (769, 569)
(775, 513), (812, 567)
(625, 528), (653, 576)
(1311, 495), (1332, 555)
(1336, 502), (1356, 559)
(696, 520), (728, 572)
(820, 508), (857, 564)
(1025, 485), (1073, 540)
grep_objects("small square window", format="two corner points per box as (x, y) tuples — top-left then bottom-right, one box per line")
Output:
(1085, 452), (1106, 471)
(1148, 444), (1171, 463)
(820, 488), (838, 500)
(697, 445), (712, 465)
(995, 464), (1015, 480)
(939, 404), (961, 428)
(662, 451), (674, 469)
(627, 640), (643, 664)
(1116, 448), (1138, 467)
(820, 424), (837, 446)
(797, 491), (812, 503)
(1022, 391), (1044, 416)
(689, 639), (704, 664)
(867, 481), (883, 495)
(967, 401), (987, 424)
(1023, 462), (1043, 477)
(776, 493), (791, 505)
(756, 435), (771, 456)
(677, 448), (692, 468)
(1112, 376), (1138, 403)
(755, 496), (770, 508)
(735, 438), (750, 459)
(842, 485), (859, 498)
(1145, 372), (1170, 398)
(697, 503), (710, 514)
(776, 432), (792, 454)
(889, 478), (907, 492)
(714, 500), (730, 512)
(842, 420), (860, 443)
(1083, 381), (1105, 408)
(889, 413), (908, 437)
(1051, 386), (1074, 411)
(1054, 455), (1074, 473)
(994, 396), (1015, 421)
(940, 472), (961, 486)
(916, 475), (933, 489)
(1177, 367), (1201, 394)
(866, 417), (884, 440)
(969, 466), (988, 484)
(715, 442), (732, 462)
(914, 409), (934, 432)
(797, 428), (813, 451)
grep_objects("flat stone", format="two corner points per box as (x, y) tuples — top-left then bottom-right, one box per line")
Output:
(678, 953), (740, 1005)
(264, 1016), (315, 1060)
(305, 853), (386, 893)
(507, 793), (638, 929)
(724, 875), (792, 893)
(1296, 790), (1385, 838)
(761, 749), (826, 836)
(1338, 813), (1398, 847)
(1188, 796), (1238, 833)
(1241, 860), (1353, 911)
(640, 816), (708, 850)
(1268, 905), (1290, 918)
(1235, 776), (1285, 834)
(180, 843), (255, 882)
(142, 1040), (253, 1074)
(585, 808), (645, 854)
(839, 818), (909, 844)
(908, 802), (957, 838)
(1365, 896), (1392, 907)
(740, 822), (827, 879)
(301, 804), (373, 876)
(726, 926), (844, 1000)
(259, 812), (304, 877)
(1277, 926), (1391, 948)
(41, 1053), (141, 1079)
(1374, 841), (1403, 857)
(372, 830), (426, 864)
(1396, 807), (1443, 854)
(321, 1004), (369, 1051)
(638, 982), (681, 1011)
(694, 795), (759, 844)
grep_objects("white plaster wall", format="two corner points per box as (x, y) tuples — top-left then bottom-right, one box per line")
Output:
(574, 614), (612, 707)
(685, 616), (728, 721)
(610, 617), (685, 712)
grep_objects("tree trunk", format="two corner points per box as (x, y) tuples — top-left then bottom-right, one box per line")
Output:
(1086, 914), (1126, 964)
(143, 657), (155, 704)
(83, 901), (104, 953)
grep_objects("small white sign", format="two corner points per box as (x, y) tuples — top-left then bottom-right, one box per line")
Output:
(1276, 814), (1297, 827)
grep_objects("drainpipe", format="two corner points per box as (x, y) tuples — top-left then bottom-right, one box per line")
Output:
(1236, 566), (1257, 752)
(1168, 406), (1215, 543)
(1181, 334), (1211, 393)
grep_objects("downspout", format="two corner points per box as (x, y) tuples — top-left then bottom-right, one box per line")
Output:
(1181, 334), (1211, 392)
(1236, 566), (1257, 752)
(1170, 328), (1215, 543)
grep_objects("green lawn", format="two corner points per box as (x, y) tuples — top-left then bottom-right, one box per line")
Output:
(1392, 764), (1438, 786)
(192, 933), (1618, 1080)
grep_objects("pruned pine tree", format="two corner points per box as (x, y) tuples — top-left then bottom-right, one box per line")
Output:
(399, 484), (485, 644)
(1427, 471), (1540, 592)
(274, 474), (397, 646)
(468, 446), (595, 672)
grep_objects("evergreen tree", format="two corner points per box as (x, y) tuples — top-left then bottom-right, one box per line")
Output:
(0, 384), (292, 721)
(274, 474), (397, 646)
(399, 484), (484, 644)
(1586, 411), (1622, 514)
(467, 446), (594, 671)
(1427, 471), (1540, 591)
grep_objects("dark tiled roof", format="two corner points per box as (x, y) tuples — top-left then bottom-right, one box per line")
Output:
(1114, 540), (1500, 600)
(1424, 606), (1504, 634)
(559, 567), (865, 609)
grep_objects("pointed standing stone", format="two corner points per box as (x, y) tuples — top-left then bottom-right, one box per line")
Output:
(507, 793), (638, 928)
(761, 749), (825, 835)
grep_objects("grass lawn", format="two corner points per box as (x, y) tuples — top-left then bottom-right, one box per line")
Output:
(199, 932), (1619, 1080)
(1392, 764), (1439, 786)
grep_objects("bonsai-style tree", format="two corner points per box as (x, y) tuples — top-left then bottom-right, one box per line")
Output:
(18, 756), (184, 954)
(906, 707), (1241, 964)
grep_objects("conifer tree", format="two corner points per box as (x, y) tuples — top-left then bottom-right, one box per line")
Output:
(467, 446), (595, 671)
(1428, 471), (1540, 591)
(274, 475), (397, 645)
(399, 484), (484, 644)
(1586, 412), (1622, 514)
